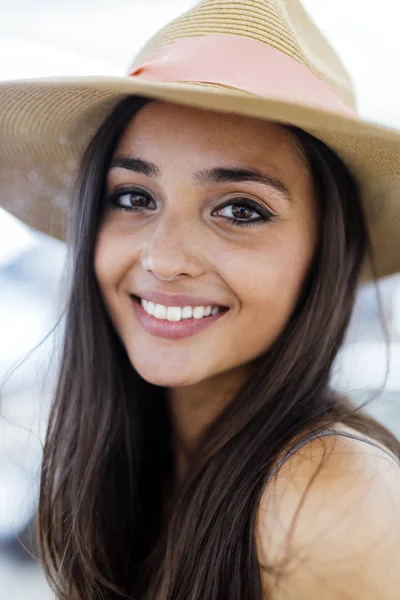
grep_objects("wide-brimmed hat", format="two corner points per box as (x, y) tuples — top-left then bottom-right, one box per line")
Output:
(0, 0), (399, 278)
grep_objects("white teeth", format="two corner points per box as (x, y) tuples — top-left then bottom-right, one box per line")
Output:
(193, 306), (205, 319)
(167, 306), (182, 321)
(182, 306), (193, 319)
(154, 303), (167, 319)
(140, 299), (224, 321)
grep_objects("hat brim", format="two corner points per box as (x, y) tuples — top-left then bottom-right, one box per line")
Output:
(0, 75), (399, 278)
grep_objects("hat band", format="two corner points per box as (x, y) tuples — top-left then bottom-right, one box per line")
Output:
(129, 34), (355, 117)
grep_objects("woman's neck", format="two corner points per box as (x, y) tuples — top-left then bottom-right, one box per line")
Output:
(167, 365), (251, 482)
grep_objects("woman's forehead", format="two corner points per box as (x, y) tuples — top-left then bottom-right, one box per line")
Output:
(114, 101), (306, 174)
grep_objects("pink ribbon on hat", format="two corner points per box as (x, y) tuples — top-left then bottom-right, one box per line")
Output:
(129, 34), (355, 117)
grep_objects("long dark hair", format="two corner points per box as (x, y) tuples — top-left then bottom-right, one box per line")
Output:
(38, 96), (400, 599)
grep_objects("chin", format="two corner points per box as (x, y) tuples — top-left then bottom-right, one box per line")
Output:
(135, 368), (203, 388)
(129, 353), (208, 388)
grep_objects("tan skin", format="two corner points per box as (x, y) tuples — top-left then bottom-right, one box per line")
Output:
(95, 102), (316, 466)
(95, 102), (400, 598)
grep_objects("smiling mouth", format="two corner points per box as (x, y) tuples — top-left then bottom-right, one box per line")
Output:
(131, 295), (229, 322)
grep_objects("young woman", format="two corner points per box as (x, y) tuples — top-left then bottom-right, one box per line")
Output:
(1, 1), (400, 598)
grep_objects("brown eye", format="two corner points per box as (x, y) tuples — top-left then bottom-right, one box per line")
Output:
(213, 198), (275, 227)
(229, 205), (257, 220)
(108, 188), (157, 212)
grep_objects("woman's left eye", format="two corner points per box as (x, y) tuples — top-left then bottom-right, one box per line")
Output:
(213, 199), (275, 227)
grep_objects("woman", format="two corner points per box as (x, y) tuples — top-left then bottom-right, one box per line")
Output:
(0, 1), (400, 598)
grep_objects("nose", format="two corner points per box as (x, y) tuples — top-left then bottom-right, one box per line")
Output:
(140, 212), (206, 281)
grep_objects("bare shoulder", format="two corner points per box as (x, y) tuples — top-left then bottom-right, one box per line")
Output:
(256, 428), (400, 599)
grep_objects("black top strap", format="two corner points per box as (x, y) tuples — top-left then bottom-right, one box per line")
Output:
(269, 428), (399, 481)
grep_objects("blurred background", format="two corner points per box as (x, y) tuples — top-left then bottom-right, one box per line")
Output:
(0, 1), (399, 597)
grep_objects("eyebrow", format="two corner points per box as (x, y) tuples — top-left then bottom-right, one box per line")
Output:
(194, 167), (291, 201)
(110, 156), (160, 177)
(110, 157), (291, 202)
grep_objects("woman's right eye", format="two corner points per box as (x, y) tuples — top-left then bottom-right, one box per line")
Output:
(108, 189), (157, 212)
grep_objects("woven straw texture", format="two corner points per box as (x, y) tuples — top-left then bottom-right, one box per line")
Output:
(0, 0), (399, 278)
(133, 0), (356, 108)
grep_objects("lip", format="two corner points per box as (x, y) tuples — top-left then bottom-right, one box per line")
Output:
(133, 290), (228, 309)
(131, 296), (228, 340)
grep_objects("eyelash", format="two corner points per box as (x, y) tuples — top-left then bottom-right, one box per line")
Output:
(107, 188), (276, 228)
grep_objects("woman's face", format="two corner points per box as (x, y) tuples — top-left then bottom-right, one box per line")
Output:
(95, 102), (317, 387)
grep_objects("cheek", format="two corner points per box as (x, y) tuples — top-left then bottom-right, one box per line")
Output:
(241, 257), (305, 316)
(231, 226), (315, 330)
(93, 229), (137, 349)
(94, 226), (131, 297)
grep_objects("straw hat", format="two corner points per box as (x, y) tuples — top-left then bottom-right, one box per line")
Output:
(0, 0), (399, 278)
